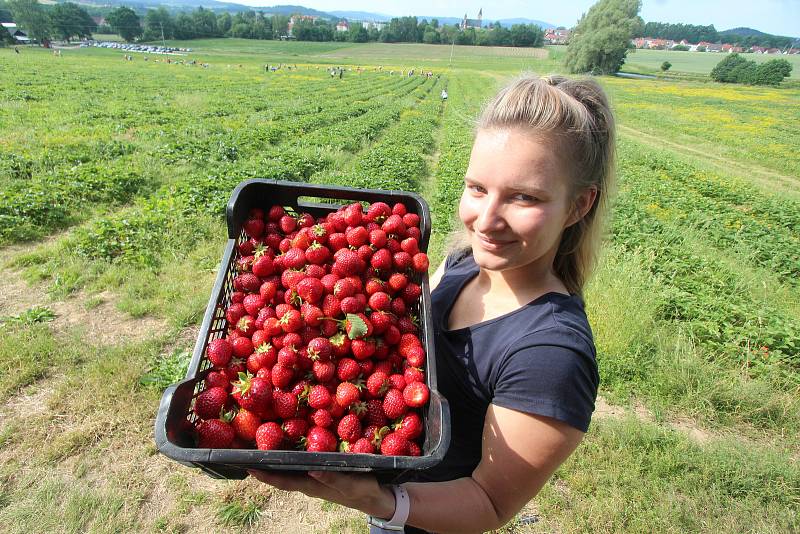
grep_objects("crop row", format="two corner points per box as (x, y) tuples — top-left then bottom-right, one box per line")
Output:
(613, 149), (800, 375)
(619, 141), (800, 283)
(316, 76), (443, 194)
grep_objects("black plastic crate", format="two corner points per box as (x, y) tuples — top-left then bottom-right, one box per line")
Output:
(154, 179), (450, 479)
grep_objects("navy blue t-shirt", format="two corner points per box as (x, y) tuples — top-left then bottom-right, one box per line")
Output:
(407, 249), (599, 484)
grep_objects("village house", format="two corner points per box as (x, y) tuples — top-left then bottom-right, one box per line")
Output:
(2, 22), (31, 43)
(544, 28), (571, 44)
(287, 15), (317, 36)
(335, 20), (349, 32)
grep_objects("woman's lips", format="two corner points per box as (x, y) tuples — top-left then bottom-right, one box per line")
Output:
(476, 234), (515, 250)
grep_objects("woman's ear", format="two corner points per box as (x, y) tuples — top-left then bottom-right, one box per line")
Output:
(566, 186), (598, 227)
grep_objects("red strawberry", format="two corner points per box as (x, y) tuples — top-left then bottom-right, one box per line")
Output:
(392, 203), (407, 216)
(279, 215), (297, 234)
(282, 248), (306, 270)
(207, 338), (233, 367)
(273, 390), (298, 419)
(247, 343), (276, 373)
(333, 249), (363, 277)
(271, 363), (294, 389)
(384, 325), (402, 345)
(322, 294), (343, 318)
(283, 417), (309, 443)
(390, 297), (407, 316)
(305, 242), (331, 265)
(342, 203), (363, 226)
(320, 273), (339, 294)
(383, 388), (407, 419)
(397, 315), (418, 334)
(238, 255), (255, 272)
(243, 294), (266, 316)
(401, 283), (422, 304)
(404, 366), (424, 384)
(308, 384), (333, 410)
(231, 336), (254, 358)
(255, 421), (284, 450)
(243, 218), (265, 239)
(336, 357), (360, 382)
(301, 303), (324, 327)
(352, 338), (376, 360)
(309, 223), (330, 244)
(231, 291), (246, 304)
(412, 253), (429, 273)
(406, 345), (426, 367)
(365, 399), (388, 427)
(366, 371), (390, 398)
(346, 226), (369, 248)
(337, 413), (362, 442)
(393, 251), (413, 271)
(252, 254), (275, 277)
(259, 279), (279, 301)
(268, 205), (286, 222)
(352, 437), (376, 454)
(388, 374), (407, 391)
(340, 296), (364, 314)
(236, 315), (257, 337)
(365, 202), (391, 223)
(311, 408), (333, 428)
(305, 426), (338, 452)
(205, 370), (231, 391)
(406, 226), (421, 241)
(388, 273), (408, 293)
(336, 381), (362, 408)
(296, 277), (324, 304)
(305, 264), (326, 279)
(400, 237), (419, 255)
(232, 407), (261, 442)
(225, 303), (247, 325)
(312, 360), (336, 383)
(329, 332), (352, 358)
(197, 419), (235, 449)
(370, 311), (393, 335)
(365, 277), (386, 296)
(370, 248), (392, 271)
(380, 432), (411, 456)
(307, 337), (333, 361)
(368, 228), (388, 248)
(403, 382), (429, 407)
(333, 278), (356, 299)
(297, 212), (315, 228)
(235, 272), (261, 293)
(277, 345), (298, 367)
(194, 386), (229, 420)
(368, 292), (391, 312)
(327, 232), (348, 251)
(394, 412), (423, 441)
(381, 214), (406, 236)
(279, 309), (303, 333)
(403, 213), (420, 228)
(232, 373), (273, 414)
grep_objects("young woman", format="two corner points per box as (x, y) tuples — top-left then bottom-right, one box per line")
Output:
(249, 74), (615, 533)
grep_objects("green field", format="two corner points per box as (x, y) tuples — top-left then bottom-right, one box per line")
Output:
(1, 40), (799, 533)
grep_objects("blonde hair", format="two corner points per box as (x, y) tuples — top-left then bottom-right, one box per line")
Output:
(466, 74), (616, 296)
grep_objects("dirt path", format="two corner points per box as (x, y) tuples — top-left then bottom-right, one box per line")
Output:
(617, 124), (800, 198)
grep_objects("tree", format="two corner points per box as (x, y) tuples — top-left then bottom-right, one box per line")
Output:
(142, 7), (173, 42)
(710, 53), (753, 82)
(8, 0), (51, 44)
(750, 58), (792, 85)
(106, 6), (141, 42)
(564, 0), (643, 75)
(50, 2), (95, 42)
(660, 60), (671, 71)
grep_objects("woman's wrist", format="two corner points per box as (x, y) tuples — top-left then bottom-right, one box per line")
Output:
(361, 483), (397, 519)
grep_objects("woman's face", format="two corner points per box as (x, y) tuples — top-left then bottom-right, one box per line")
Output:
(459, 128), (581, 277)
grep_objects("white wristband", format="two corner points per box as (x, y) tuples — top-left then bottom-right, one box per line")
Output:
(367, 484), (410, 531)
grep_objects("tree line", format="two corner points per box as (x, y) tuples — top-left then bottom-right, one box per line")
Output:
(1, 1), (544, 47)
(639, 21), (796, 50)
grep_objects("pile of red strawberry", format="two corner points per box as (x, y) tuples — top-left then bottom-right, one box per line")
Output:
(192, 200), (432, 457)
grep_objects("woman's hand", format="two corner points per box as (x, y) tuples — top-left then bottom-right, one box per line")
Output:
(247, 469), (396, 519)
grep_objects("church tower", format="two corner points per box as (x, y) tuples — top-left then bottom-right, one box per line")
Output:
(478, 8), (482, 28)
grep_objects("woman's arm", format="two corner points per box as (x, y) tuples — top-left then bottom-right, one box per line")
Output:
(249, 404), (584, 533)
(402, 405), (584, 533)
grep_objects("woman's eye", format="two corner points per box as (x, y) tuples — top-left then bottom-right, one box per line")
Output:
(467, 184), (486, 194)
(514, 193), (536, 202)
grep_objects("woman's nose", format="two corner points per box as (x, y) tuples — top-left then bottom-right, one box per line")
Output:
(474, 196), (507, 233)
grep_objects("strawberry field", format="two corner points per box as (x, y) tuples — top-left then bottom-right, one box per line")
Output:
(1, 41), (799, 533)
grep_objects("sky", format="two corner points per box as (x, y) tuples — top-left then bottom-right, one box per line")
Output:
(232, 0), (800, 37)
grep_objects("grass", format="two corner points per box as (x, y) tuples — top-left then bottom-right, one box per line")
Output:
(1, 37), (799, 533)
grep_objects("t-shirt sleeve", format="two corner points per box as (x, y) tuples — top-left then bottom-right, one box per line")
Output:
(491, 341), (598, 432)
